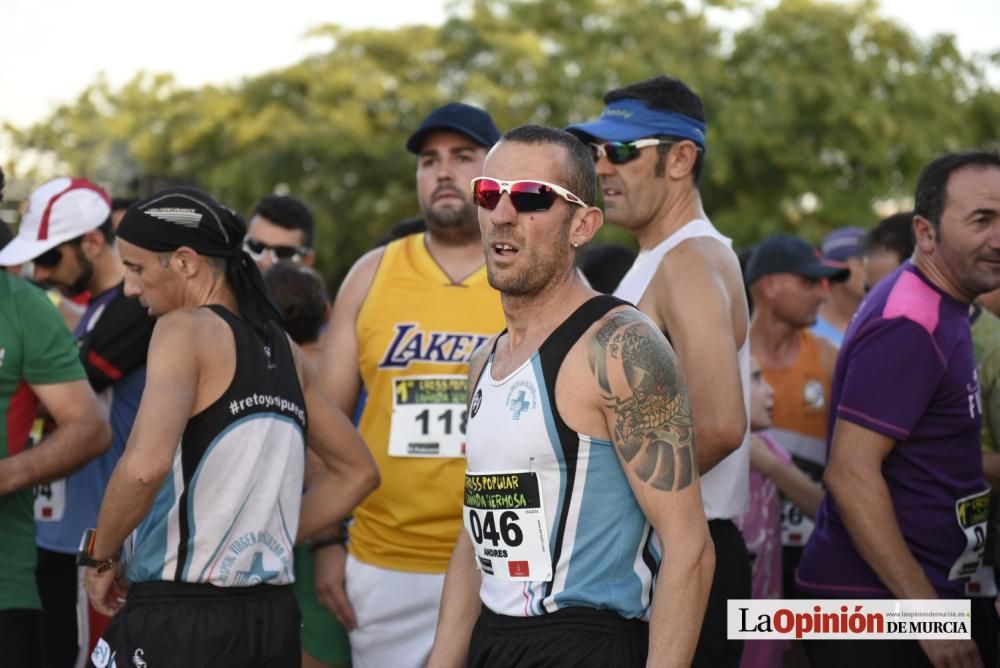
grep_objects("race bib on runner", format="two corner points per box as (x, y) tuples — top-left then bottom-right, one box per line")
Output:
(388, 376), (467, 458)
(949, 488), (991, 581)
(780, 498), (814, 547)
(966, 565), (998, 598)
(463, 471), (551, 581)
(34, 479), (66, 522)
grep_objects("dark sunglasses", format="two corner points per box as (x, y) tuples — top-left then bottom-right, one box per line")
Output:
(588, 138), (673, 165)
(471, 177), (586, 213)
(242, 238), (311, 264)
(33, 246), (65, 268)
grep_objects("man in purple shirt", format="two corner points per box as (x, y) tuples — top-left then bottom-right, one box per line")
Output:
(797, 150), (1000, 668)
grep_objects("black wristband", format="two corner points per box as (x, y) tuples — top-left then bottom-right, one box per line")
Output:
(307, 536), (346, 552)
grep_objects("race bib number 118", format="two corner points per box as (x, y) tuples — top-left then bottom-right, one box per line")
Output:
(388, 376), (467, 458)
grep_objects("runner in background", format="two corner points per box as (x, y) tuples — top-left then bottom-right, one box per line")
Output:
(316, 103), (505, 668)
(0, 178), (155, 668)
(566, 75), (752, 667)
(744, 234), (845, 602)
(798, 150), (1000, 667)
(265, 263), (350, 668)
(813, 227), (866, 347)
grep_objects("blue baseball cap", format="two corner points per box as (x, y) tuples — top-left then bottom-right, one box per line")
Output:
(406, 103), (501, 154)
(744, 234), (850, 286)
(565, 99), (707, 151)
(820, 227), (866, 263)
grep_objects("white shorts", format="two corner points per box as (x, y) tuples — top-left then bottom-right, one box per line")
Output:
(345, 553), (446, 668)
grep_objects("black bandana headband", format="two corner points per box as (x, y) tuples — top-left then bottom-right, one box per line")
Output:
(117, 186), (283, 337)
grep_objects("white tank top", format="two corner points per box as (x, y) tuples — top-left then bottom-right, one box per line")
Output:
(464, 296), (657, 619)
(614, 218), (750, 520)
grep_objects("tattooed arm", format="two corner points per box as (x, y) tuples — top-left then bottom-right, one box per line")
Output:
(589, 309), (715, 668)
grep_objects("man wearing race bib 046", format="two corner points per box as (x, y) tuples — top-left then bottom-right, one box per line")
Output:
(316, 103), (505, 668)
(427, 125), (713, 668)
(797, 151), (1000, 667)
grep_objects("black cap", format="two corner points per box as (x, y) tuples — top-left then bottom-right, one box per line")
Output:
(406, 103), (501, 154)
(744, 234), (850, 286)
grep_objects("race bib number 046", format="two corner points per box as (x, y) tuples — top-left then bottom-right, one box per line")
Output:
(388, 376), (467, 458)
(463, 471), (551, 582)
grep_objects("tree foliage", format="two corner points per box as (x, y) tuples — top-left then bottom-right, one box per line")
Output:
(5, 0), (997, 283)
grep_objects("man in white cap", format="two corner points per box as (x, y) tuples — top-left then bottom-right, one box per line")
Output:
(0, 177), (111, 665)
(0, 177), (156, 666)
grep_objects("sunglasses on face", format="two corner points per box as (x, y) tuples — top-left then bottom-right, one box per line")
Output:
(588, 138), (674, 165)
(33, 246), (64, 268)
(471, 177), (586, 213)
(242, 238), (311, 264)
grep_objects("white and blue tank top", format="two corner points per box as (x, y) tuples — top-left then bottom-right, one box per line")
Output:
(465, 296), (658, 619)
(126, 306), (307, 587)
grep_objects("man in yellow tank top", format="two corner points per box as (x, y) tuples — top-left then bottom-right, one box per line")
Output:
(316, 103), (505, 668)
(745, 234), (845, 599)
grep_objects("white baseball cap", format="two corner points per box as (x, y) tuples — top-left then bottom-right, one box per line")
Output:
(0, 177), (111, 266)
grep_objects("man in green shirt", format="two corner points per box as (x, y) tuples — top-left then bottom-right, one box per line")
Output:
(0, 270), (110, 665)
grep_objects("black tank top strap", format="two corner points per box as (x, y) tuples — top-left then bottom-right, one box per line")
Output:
(538, 295), (631, 363)
(533, 294), (633, 451)
(533, 294), (632, 602)
(470, 331), (505, 398)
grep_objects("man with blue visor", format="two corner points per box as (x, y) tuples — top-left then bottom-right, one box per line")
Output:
(568, 75), (752, 668)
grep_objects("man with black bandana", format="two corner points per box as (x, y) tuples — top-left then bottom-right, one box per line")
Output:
(80, 187), (379, 667)
(0, 177), (155, 667)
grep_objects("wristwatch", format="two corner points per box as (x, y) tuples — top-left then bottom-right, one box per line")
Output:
(76, 528), (120, 573)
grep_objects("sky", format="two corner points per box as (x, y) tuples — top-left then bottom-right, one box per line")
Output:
(1, 0), (997, 130)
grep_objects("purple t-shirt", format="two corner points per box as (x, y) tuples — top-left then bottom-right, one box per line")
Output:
(797, 262), (988, 598)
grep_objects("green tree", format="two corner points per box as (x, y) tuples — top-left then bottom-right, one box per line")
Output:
(5, 0), (996, 283)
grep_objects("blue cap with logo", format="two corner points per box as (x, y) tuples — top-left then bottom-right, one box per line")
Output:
(565, 99), (707, 152)
(406, 102), (501, 154)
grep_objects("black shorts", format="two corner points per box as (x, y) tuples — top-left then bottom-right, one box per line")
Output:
(692, 518), (752, 668)
(91, 581), (300, 668)
(467, 604), (648, 668)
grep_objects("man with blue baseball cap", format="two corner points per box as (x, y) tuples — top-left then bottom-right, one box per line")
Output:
(814, 227), (866, 347)
(568, 75), (751, 667)
(316, 102), (505, 668)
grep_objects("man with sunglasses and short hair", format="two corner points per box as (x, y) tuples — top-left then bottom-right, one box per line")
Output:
(567, 75), (752, 667)
(0, 177), (156, 667)
(316, 102), (505, 668)
(245, 195), (316, 270)
(427, 124), (713, 668)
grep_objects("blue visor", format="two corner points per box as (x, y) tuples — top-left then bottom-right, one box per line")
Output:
(565, 99), (707, 152)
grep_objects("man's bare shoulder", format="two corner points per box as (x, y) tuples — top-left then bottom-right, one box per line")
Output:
(339, 246), (387, 299)
(658, 236), (742, 282)
(646, 236), (748, 338)
(586, 305), (671, 359)
(465, 333), (498, 401)
(150, 307), (232, 354)
(469, 333), (498, 370)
